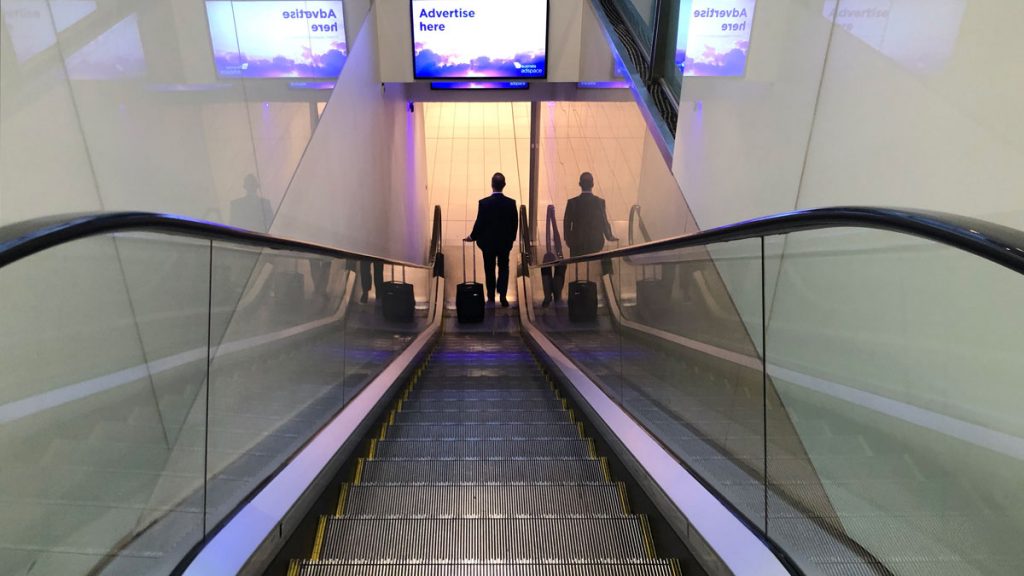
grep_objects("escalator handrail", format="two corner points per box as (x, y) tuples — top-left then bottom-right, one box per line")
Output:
(532, 206), (1024, 275)
(429, 205), (442, 263)
(628, 204), (653, 246)
(0, 211), (432, 270)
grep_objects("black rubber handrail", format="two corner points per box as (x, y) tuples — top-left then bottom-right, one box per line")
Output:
(628, 204), (652, 246)
(0, 212), (432, 270)
(533, 206), (1024, 275)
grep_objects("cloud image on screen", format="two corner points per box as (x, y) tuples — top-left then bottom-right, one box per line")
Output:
(206, 1), (347, 79)
(412, 0), (548, 79)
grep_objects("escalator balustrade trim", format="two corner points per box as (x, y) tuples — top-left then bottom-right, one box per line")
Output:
(289, 334), (680, 575)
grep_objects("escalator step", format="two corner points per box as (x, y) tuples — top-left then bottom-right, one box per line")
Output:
(372, 439), (594, 460)
(407, 389), (557, 401)
(295, 560), (680, 575)
(343, 484), (627, 517)
(317, 517), (653, 561)
(394, 410), (569, 425)
(414, 379), (550, 390)
(385, 423), (580, 440)
(402, 398), (563, 411)
(358, 458), (609, 484)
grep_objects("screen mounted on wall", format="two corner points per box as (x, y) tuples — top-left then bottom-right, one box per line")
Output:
(206, 1), (347, 78)
(676, 0), (757, 77)
(411, 0), (548, 79)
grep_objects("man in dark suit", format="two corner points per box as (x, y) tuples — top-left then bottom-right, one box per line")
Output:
(229, 174), (274, 232)
(465, 173), (519, 307)
(564, 172), (617, 257)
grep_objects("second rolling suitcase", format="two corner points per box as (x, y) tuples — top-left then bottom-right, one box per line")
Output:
(382, 265), (415, 323)
(457, 240), (486, 323)
(568, 262), (598, 323)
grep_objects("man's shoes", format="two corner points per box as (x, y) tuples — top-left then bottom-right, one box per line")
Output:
(360, 292), (368, 304)
(542, 295), (552, 307)
(500, 297), (509, 308)
(486, 299), (496, 309)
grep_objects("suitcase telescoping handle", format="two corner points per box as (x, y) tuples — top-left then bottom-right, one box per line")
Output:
(575, 260), (589, 282)
(390, 264), (406, 283)
(463, 239), (477, 283)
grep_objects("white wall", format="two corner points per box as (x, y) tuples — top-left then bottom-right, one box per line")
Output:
(377, 0), (584, 83)
(271, 7), (429, 263)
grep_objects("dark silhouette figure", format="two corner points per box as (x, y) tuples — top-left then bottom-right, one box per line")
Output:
(465, 173), (519, 307)
(229, 174), (274, 232)
(564, 172), (617, 256)
(360, 260), (384, 304)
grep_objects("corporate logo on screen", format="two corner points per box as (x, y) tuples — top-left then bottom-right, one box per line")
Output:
(412, 0), (547, 79)
(207, 1), (348, 79)
(676, 0), (757, 77)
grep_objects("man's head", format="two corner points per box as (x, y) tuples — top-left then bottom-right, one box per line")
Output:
(243, 174), (260, 196)
(491, 172), (507, 193)
(579, 172), (594, 192)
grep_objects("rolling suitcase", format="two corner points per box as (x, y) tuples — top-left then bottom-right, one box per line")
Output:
(568, 262), (598, 323)
(457, 240), (486, 323)
(636, 263), (671, 320)
(382, 264), (415, 323)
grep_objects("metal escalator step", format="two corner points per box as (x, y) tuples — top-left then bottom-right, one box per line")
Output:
(407, 389), (557, 401)
(394, 410), (570, 425)
(402, 398), (563, 411)
(296, 560), (680, 575)
(318, 517), (653, 561)
(358, 458), (609, 484)
(385, 423), (580, 440)
(413, 379), (550, 390)
(372, 439), (594, 460)
(343, 484), (627, 517)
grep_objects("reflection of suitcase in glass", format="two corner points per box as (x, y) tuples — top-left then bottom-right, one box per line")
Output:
(457, 240), (485, 324)
(636, 264), (671, 319)
(568, 263), (597, 323)
(382, 265), (415, 323)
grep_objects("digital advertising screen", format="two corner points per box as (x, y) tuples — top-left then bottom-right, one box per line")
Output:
(411, 0), (548, 79)
(206, 1), (347, 79)
(676, 0), (757, 77)
(430, 81), (529, 90)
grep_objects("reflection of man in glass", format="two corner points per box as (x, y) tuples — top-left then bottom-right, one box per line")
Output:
(564, 172), (617, 256)
(230, 174), (273, 232)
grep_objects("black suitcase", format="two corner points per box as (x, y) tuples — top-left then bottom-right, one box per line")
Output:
(636, 264), (671, 319)
(382, 265), (415, 323)
(457, 240), (485, 323)
(568, 262), (597, 322)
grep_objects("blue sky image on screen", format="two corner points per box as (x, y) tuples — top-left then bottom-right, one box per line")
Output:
(431, 81), (529, 90)
(206, 1), (347, 78)
(412, 0), (547, 79)
(676, 0), (756, 77)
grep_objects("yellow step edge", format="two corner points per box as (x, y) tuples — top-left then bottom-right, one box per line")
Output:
(379, 422), (388, 440)
(310, 516), (327, 561)
(587, 438), (597, 458)
(335, 483), (351, 515)
(354, 458), (365, 484)
(396, 398), (404, 412)
(388, 409), (395, 426)
(599, 457), (611, 482)
(368, 438), (378, 459)
(287, 559), (301, 576)
(576, 421), (586, 439)
(616, 481), (631, 515)
(639, 515), (657, 558)
(568, 408), (576, 424)
(669, 558), (682, 576)
(561, 398), (568, 409)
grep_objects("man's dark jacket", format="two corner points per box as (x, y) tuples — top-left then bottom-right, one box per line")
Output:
(470, 194), (519, 254)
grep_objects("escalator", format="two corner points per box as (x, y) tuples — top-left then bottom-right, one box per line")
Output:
(289, 333), (680, 575)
